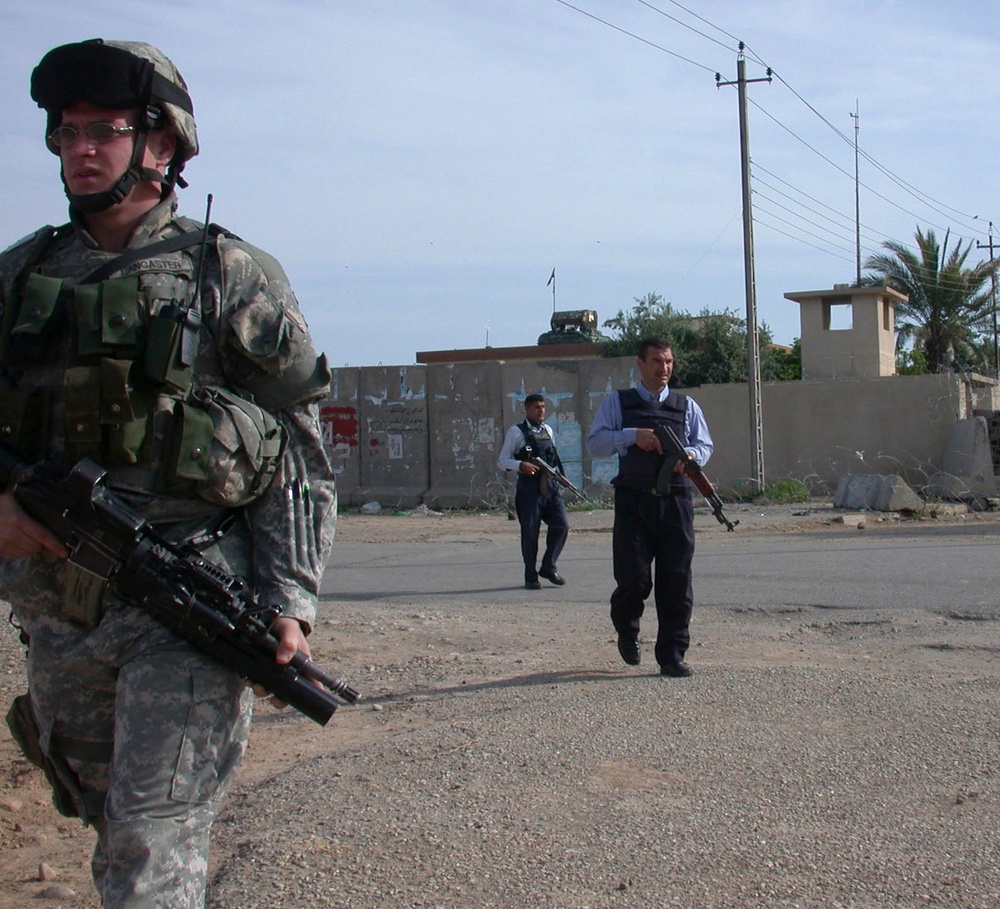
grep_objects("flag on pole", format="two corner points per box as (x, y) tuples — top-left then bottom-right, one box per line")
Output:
(546, 268), (555, 287)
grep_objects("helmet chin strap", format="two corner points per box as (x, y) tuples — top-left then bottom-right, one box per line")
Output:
(63, 125), (167, 214)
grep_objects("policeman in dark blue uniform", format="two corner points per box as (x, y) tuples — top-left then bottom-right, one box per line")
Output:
(586, 338), (714, 677)
(497, 394), (570, 589)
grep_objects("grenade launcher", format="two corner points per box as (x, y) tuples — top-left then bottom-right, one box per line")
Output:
(0, 442), (359, 725)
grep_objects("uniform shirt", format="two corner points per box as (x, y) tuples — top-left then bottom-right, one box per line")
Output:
(0, 194), (335, 631)
(586, 384), (714, 467)
(497, 419), (559, 473)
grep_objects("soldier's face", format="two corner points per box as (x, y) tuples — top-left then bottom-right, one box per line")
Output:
(636, 346), (674, 392)
(525, 401), (546, 424)
(57, 101), (140, 197)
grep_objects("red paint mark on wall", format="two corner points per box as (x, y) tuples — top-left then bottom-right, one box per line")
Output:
(321, 405), (358, 447)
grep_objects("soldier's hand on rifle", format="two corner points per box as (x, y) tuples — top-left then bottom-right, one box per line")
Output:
(635, 427), (663, 453)
(250, 616), (315, 708)
(0, 490), (68, 561)
(519, 461), (539, 476)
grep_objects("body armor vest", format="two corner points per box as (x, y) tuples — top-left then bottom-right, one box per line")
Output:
(0, 220), (282, 509)
(613, 388), (692, 492)
(516, 420), (560, 469)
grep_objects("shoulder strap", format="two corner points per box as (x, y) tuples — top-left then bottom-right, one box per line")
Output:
(664, 390), (688, 414)
(618, 388), (642, 409)
(77, 223), (231, 285)
(517, 420), (534, 450)
(0, 225), (68, 364)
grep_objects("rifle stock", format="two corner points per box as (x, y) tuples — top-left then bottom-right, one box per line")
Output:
(0, 443), (359, 725)
(652, 424), (738, 532)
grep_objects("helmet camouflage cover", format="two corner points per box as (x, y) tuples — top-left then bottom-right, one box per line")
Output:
(31, 39), (198, 180)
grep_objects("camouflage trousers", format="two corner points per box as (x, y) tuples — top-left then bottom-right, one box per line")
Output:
(14, 585), (252, 909)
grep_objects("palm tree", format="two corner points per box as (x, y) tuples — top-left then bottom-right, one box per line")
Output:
(862, 227), (999, 373)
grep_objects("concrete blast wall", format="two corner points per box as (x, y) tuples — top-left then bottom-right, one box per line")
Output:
(325, 358), (991, 507)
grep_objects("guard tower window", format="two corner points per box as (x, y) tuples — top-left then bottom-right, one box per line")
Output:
(824, 300), (853, 331)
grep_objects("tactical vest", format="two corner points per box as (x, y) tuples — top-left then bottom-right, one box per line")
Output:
(613, 388), (692, 492)
(517, 420), (560, 469)
(0, 220), (283, 509)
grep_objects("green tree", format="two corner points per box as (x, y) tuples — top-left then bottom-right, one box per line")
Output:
(601, 293), (690, 358)
(601, 294), (801, 385)
(862, 227), (999, 373)
(763, 337), (801, 381)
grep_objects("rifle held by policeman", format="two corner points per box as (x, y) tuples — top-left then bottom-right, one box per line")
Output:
(0, 442), (360, 725)
(518, 453), (585, 498)
(652, 424), (739, 532)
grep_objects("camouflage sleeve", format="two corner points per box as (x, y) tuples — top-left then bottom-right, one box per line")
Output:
(215, 237), (331, 411)
(214, 239), (336, 632)
(245, 400), (336, 633)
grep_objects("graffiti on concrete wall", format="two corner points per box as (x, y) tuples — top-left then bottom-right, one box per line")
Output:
(363, 367), (428, 463)
(366, 406), (426, 460)
(320, 405), (358, 474)
(447, 416), (497, 470)
(365, 366), (426, 406)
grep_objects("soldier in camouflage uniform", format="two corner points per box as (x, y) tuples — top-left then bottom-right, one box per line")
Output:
(0, 40), (337, 908)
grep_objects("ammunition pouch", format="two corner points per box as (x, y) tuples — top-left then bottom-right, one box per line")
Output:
(168, 385), (285, 507)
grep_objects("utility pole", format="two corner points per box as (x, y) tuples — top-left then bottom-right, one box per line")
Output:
(976, 223), (999, 377)
(850, 102), (861, 285)
(716, 44), (771, 493)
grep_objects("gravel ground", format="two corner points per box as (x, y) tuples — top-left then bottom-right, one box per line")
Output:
(2, 503), (998, 909)
(208, 626), (998, 909)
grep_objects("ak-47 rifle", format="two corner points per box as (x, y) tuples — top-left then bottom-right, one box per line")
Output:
(653, 424), (739, 532)
(0, 442), (360, 725)
(517, 452), (585, 498)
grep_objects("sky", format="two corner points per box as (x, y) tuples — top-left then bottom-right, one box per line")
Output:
(3, 1), (1000, 368)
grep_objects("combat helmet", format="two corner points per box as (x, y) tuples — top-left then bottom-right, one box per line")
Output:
(30, 38), (198, 213)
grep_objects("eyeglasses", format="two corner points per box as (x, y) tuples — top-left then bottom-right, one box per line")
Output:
(47, 123), (135, 150)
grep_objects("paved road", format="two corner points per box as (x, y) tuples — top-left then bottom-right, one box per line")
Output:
(324, 519), (1000, 616)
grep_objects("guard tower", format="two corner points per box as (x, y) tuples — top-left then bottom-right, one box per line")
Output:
(784, 284), (907, 380)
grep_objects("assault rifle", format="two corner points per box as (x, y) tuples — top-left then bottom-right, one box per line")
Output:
(0, 442), (360, 725)
(653, 424), (739, 532)
(517, 453), (585, 498)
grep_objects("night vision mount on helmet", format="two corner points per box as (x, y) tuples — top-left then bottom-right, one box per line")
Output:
(31, 39), (199, 213)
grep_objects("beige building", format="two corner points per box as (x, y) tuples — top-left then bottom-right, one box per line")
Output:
(785, 284), (906, 380)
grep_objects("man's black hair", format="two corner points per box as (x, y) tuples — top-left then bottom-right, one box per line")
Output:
(524, 394), (545, 406)
(637, 337), (672, 360)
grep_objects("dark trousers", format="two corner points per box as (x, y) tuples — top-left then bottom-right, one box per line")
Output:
(515, 477), (569, 581)
(610, 486), (695, 666)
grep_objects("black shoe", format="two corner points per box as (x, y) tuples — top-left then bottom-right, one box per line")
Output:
(659, 660), (693, 678)
(617, 634), (640, 666)
(539, 568), (565, 586)
(525, 579), (542, 590)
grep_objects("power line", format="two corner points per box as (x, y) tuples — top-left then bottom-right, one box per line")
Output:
(753, 190), (857, 249)
(754, 214), (856, 263)
(551, 0), (994, 278)
(737, 42), (985, 235)
(751, 165), (912, 254)
(753, 202), (856, 258)
(634, 0), (736, 55)
(747, 96), (972, 242)
(551, 0), (718, 73)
